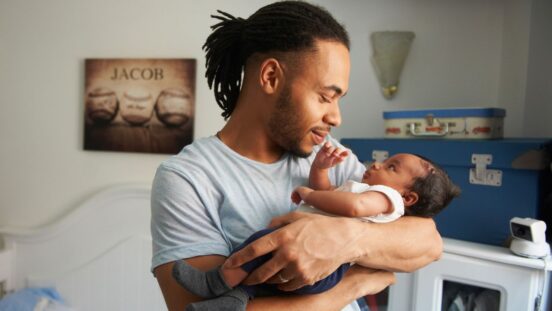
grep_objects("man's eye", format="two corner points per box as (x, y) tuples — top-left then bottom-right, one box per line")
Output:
(388, 164), (395, 171)
(320, 95), (331, 103)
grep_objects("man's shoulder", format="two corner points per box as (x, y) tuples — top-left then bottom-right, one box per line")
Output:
(158, 136), (221, 173)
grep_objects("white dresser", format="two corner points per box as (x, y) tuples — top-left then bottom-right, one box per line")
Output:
(380, 238), (551, 311)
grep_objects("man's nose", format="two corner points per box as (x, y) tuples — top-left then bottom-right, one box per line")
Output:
(323, 103), (341, 127)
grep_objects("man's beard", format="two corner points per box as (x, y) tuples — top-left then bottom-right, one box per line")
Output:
(267, 85), (311, 158)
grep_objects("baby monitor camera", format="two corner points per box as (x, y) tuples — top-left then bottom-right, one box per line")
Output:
(509, 217), (550, 258)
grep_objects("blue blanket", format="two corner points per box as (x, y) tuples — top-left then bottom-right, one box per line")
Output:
(0, 287), (69, 311)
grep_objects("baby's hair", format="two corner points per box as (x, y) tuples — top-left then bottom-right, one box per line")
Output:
(406, 154), (461, 217)
(203, 1), (349, 120)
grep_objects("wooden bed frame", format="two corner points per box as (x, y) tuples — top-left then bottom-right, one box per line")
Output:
(0, 184), (166, 310)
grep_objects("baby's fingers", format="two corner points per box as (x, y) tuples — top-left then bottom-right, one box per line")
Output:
(321, 141), (332, 152)
(330, 148), (348, 159)
(337, 149), (349, 159)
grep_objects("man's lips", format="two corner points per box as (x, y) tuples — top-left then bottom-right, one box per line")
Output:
(312, 129), (328, 145)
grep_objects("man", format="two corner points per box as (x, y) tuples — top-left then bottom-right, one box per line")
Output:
(151, 2), (442, 310)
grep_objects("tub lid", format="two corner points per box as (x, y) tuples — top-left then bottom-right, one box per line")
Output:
(383, 107), (506, 119)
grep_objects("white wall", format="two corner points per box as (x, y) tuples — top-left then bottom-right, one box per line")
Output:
(329, 0), (510, 139)
(0, 0), (269, 228)
(497, 0), (531, 137)
(0, 0), (543, 228)
(524, 0), (552, 137)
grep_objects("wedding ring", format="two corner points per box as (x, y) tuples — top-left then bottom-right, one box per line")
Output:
(277, 274), (290, 283)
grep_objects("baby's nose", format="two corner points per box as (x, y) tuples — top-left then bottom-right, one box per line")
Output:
(370, 162), (381, 170)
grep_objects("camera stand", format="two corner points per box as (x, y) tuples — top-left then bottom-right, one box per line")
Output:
(510, 238), (551, 258)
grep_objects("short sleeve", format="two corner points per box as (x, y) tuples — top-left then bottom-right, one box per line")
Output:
(150, 164), (230, 272)
(360, 185), (405, 223)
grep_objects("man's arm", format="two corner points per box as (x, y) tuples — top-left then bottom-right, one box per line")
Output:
(154, 255), (227, 310)
(248, 266), (395, 311)
(350, 216), (442, 272)
(225, 212), (441, 291)
(154, 255), (395, 311)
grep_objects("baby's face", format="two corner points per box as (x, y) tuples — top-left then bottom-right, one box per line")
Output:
(362, 153), (431, 194)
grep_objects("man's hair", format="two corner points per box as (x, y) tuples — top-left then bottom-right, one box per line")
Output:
(203, 1), (350, 120)
(406, 155), (461, 217)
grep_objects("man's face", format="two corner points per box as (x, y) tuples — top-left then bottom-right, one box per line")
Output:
(362, 154), (431, 194)
(268, 40), (350, 157)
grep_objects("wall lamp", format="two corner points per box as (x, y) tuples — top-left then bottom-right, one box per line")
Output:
(370, 31), (415, 99)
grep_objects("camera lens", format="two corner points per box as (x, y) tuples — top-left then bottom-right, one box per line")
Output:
(512, 223), (533, 241)
(516, 227), (526, 236)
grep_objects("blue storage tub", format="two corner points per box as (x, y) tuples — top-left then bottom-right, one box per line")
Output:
(341, 138), (552, 246)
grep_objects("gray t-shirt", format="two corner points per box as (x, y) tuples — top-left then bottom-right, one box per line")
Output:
(150, 135), (365, 308)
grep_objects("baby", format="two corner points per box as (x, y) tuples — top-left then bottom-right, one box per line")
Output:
(173, 142), (461, 311)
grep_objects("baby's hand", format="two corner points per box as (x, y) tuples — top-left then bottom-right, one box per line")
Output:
(291, 186), (314, 204)
(312, 141), (349, 170)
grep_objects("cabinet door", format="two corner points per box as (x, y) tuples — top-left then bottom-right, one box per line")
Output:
(412, 252), (540, 311)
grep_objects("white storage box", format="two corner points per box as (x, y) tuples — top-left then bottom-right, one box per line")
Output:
(383, 107), (506, 139)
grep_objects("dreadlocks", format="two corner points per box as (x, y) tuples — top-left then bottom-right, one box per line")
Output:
(203, 1), (350, 120)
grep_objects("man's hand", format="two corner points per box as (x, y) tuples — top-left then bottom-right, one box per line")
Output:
(224, 212), (364, 291)
(245, 264), (396, 311)
(342, 265), (396, 298)
(224, 211), (442, 292)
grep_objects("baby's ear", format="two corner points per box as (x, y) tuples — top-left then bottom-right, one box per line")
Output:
(403, 191), (419, 207)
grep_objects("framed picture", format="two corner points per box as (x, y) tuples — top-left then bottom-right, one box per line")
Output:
(84, 58), (196, 154)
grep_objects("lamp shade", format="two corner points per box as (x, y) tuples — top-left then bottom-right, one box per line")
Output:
(371, 31), (415, 99)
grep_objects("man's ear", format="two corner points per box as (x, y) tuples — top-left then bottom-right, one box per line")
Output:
(403, 191), (419, 207)
(259, 58), (283, 95)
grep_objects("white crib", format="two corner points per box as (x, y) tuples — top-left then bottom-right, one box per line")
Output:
(0, 184), (166, 310)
